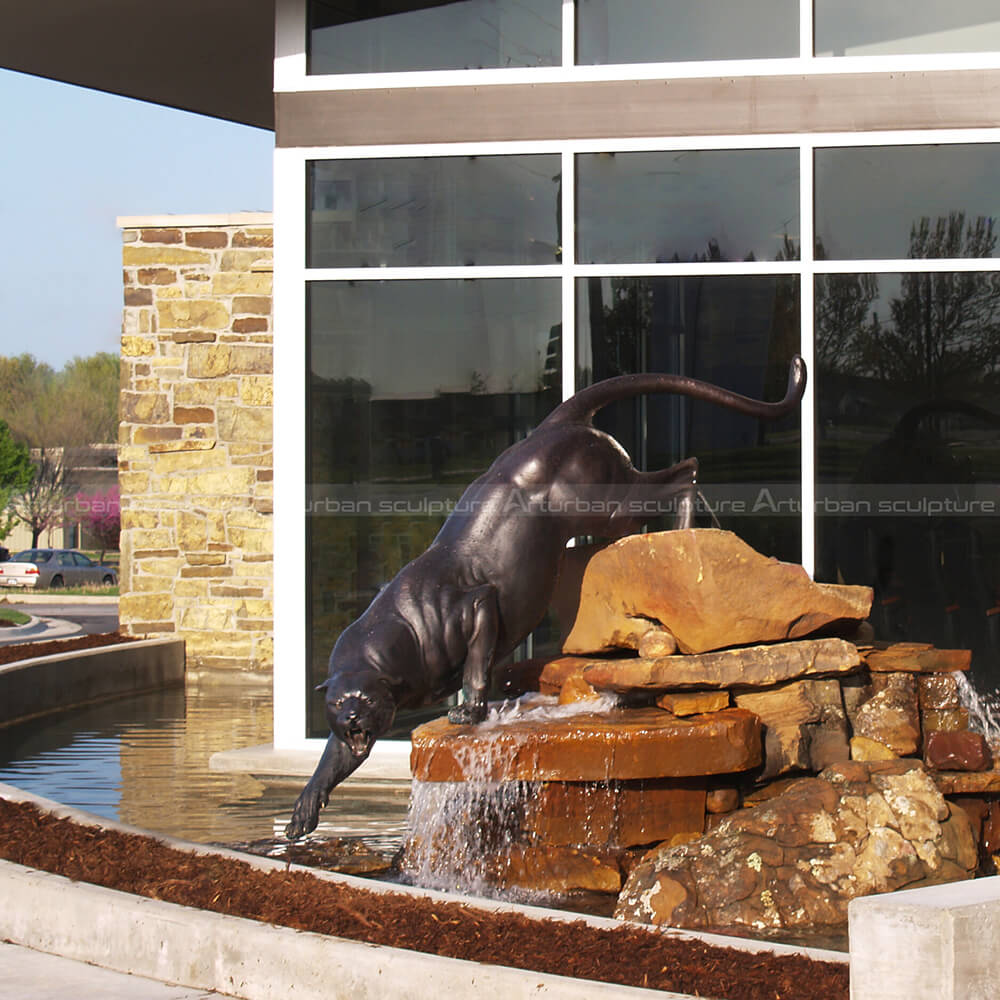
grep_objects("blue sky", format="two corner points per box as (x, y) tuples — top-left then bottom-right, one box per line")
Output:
(0, 69), (274, 369)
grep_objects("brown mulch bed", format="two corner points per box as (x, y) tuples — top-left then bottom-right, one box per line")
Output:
(0, 798), (848, 999)
(0, 631), (139, 666)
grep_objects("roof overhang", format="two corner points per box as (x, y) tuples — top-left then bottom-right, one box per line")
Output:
(0, 1), (276, 129)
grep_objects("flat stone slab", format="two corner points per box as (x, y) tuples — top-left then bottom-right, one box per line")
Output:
(579, 638), (861, 693)
(410, 708), (762, 782)
(862, 643), (971, 673)
(561, 529), (872, 655)
(932, 770), (1000, 795)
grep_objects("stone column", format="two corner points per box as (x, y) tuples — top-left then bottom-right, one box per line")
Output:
(118, 214), (274, 682)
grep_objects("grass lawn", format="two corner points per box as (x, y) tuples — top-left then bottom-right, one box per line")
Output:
(0, 606), (31, 626)
(30, 585), (119, 597)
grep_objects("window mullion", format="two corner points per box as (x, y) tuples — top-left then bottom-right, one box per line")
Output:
(799, 140), (816, 578)
(561, 148), (576, 400)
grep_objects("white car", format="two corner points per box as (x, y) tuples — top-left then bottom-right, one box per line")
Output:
(8, 549), (117, 589)
(0, 557), (39, 588)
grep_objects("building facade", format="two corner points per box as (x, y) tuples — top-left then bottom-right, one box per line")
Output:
(270, 0), (1000, 755)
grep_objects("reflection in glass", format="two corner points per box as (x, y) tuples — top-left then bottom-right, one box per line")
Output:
(814, 272), (1000, 689)
(308, 156), (561, 268)
(576, 275), (801, 562)
(308, 0), (561, 74)
(816, 0), (1000, 57)
(576, 0), (798, 64)
(576, 149), (799, 265)
(306, 279), (562, 737)
(815, 145), (1000, 261)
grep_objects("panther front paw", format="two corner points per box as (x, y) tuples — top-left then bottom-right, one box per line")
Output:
(285, 783), (325, 840)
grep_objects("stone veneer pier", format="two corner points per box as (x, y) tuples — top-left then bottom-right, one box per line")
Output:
(117, 214), (273, 681)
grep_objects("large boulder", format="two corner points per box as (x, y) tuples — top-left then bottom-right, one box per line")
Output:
(616, 760), (977, 934)
(561, 529), (872, 655)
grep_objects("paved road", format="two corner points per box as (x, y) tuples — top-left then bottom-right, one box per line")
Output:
(6, 600), (118, 635)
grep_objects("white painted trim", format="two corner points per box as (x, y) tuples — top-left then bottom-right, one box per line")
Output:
(277, 52), (1000, 93)
(561, 0), (574, 68)
(560, 148), (575, 401)
(272, 147), (309, 751)
(799, 140), (816, 579)
(304, 265), (565, 282)
(293, 135), (797, 159)
(571, 262), (803, 278)
(303, 262), (807, 282)
(295, 128), (1000, 161)
(815, 258), (1000, 273)
(116, 212), (272, 229)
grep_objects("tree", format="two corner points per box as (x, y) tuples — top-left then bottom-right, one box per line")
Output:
(0, 419), (33, 545)
(73, 486), (121, 562)
(817, 214), (1000, 393)
(813, 237), (880, 376)
(870, 214), (1000, 396)
(0, 352), (119, 449)
(10, 450), (72, 548)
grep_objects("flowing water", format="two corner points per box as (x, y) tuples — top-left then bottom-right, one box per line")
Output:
(404, 693), (622, 901)
(956, 671), (1000, 754)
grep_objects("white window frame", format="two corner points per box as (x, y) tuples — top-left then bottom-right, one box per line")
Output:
(271, 1), (1000, 751)
(275, 0), (1000, 96)
(276, 126), (1000, 750)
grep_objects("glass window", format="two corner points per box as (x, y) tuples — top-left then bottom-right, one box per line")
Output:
(815, 145), (1000, 261)
(814, 272), (1000, 688)
(576, 274), (802, 562)
(576, 149), (799, 265)
(306, 278), (562, 737)
(816, 0), (1000, 57)
(72, 553), (95, 567)
(308, 156), (561, 268)
(576, 0), (798, 65)
(308, 0), (562, 75)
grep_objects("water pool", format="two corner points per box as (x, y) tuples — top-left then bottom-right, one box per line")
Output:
(0, 685), (409, 856)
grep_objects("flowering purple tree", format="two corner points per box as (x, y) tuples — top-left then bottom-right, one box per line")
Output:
(73, 486), (120, 563)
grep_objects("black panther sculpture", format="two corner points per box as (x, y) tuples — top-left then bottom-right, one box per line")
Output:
(286, 358), (807, 839)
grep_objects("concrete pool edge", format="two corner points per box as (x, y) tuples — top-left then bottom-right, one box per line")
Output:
(0, 637), (185, 727)
(0, 782), (847, 999)
(1, 860), (695, 1000)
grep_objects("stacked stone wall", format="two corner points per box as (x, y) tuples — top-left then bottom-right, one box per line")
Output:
(118, 216), (273, 681)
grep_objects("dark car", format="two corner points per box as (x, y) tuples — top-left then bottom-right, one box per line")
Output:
(10, 549), (118, 589)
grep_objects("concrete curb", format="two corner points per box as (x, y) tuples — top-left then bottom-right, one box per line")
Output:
(0, 784), (846, 999)
(4, 593), (118, 605)
(0, 862), (690, 1000)
(0, 614), (83, 646)
(849, 876), (1000, 1000)
(0, 638), (185, 726)
(0, 614), (42, 637)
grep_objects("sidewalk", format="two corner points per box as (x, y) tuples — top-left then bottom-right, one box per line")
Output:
(0, 942), (237, 999)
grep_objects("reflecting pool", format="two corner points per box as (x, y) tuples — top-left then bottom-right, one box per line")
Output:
(0, 685), (409, 856)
